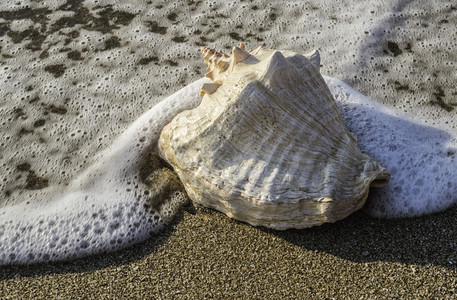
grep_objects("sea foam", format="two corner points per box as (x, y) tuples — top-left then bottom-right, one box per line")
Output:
(0, 79), (206, 265)
(1, 77), (457, 265)
(325, 77), (457, 218)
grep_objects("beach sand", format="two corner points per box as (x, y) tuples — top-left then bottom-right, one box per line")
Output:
(1, 0), (457, 298)
(1, 204), (457, 298)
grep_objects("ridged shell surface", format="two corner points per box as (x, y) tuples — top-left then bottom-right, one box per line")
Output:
(158, 45), (390, 230)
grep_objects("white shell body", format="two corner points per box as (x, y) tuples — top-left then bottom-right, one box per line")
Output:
(158, 45), (390, 229)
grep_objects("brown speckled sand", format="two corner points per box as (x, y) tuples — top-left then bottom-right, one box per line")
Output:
(1, 204), (457, 299)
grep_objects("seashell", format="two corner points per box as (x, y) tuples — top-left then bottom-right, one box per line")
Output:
(158, 44), (390, 230)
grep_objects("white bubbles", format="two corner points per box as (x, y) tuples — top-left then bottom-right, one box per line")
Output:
(0, 79), (205, 265)
(326, 76), (457, 218)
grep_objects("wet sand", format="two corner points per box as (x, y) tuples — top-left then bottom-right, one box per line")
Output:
(1, 204), (457, 298)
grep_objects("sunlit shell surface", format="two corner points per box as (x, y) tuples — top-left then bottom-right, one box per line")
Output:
(158, 45), (390, 230)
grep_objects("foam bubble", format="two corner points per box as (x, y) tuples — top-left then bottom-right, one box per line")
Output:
(0, 79), (205, 265)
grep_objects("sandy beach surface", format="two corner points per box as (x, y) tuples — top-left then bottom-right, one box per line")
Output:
(1, 0), (457, 298)
(2, 204), (457, 298)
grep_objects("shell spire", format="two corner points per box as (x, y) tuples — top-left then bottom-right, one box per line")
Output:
(200, 43), (251, 96)
(228, 45), (250, 73)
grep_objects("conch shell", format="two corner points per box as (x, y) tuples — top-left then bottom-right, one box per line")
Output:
(158, 44), (390, 230)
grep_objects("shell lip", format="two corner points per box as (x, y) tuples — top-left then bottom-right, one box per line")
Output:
(370, 173), (391, 188)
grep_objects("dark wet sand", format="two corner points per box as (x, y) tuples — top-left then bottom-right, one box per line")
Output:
(1, 203), (457, 299)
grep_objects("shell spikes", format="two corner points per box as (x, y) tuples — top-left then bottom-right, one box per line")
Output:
(200, 43), (251, 96)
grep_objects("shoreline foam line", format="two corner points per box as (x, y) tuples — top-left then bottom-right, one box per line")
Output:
(1, 76), (456, 265)
(0, 78), (208, 265)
